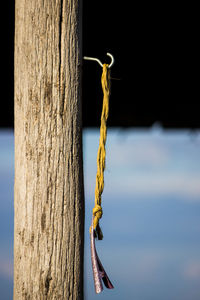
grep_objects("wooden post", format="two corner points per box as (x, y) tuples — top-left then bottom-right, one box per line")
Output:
(14, 0), (84, 299)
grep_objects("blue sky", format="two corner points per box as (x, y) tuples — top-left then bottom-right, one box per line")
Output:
(1, 128), (200, 299)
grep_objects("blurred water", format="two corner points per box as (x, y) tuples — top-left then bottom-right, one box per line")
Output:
(1, 128), (200, 299)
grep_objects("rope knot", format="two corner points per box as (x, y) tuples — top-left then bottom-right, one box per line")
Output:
(91, 204), (103, 240)
(93, 204), (103, 229)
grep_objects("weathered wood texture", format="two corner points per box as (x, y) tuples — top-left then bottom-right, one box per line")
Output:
(14, 0), (84, 299)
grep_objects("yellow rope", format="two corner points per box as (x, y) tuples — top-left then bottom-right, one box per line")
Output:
(92, 63), (111, 240)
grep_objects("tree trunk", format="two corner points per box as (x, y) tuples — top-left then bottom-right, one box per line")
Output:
(14, 0), (84, 299)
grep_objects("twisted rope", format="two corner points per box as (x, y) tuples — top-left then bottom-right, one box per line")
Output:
(92, 63), (111, 240)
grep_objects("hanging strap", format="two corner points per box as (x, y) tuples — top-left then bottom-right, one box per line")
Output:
(90, 216), (114, 293)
